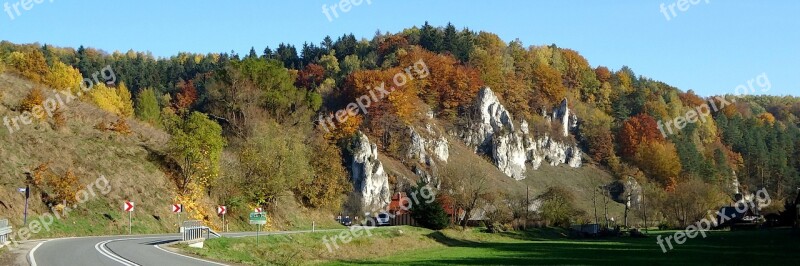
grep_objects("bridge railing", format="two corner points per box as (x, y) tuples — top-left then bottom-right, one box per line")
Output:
(181, 220), (211, 242)
(0, 219), (12, 247)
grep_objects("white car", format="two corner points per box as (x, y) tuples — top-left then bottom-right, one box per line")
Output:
(376, 212), (391, 226)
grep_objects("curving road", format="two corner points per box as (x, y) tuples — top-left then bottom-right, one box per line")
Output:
(27, 230), (337, 266)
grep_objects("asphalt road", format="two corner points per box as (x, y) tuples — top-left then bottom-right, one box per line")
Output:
(27, 230), (337, 266)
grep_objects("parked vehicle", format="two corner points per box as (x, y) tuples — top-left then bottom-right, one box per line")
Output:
(337, 216), (353, 226)
(376, 213), (391, 226)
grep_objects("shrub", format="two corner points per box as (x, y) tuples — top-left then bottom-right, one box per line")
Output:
(21, 87), (45, 112)
(47, 169), (84, 205)
(52, 108), (66, 130)
(407, 181), (450, 230)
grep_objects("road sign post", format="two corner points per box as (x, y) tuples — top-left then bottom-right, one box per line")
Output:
(217, 206), (227, 232)
(172, 204), (183, 227)
(124, 201), (134, 235)
(249, 211), (267, 245)
(19, 186), (29, 225)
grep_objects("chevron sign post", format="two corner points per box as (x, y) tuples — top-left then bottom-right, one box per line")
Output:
(172, 204), (183, 228)
(123, 201), (134, 234)
(218, 206), (227, 232)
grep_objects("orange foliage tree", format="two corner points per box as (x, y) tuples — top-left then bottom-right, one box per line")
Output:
(619, 113), (665, 158)
(531, 63), (566, 108)
(175, 79), (198, 112)
(399, 47), (482, 119)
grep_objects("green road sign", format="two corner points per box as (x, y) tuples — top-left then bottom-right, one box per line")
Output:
(249, 212), (267, 225)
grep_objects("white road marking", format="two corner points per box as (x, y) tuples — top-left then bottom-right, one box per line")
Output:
(153, 244), (229, 266)
(95, 239), (139, 266)
(95, 236), (172, 266)
(27, 240), (47, 266)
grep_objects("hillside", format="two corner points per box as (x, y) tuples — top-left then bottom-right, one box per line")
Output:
(1, 20), (798, 234)
(0, 73), (341, 239)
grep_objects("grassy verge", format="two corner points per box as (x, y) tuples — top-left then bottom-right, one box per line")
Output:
(180, 226), (800, 265)
(179, 226), (442, 265)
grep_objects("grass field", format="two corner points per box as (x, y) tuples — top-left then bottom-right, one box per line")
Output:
(179, 226), (800, 265)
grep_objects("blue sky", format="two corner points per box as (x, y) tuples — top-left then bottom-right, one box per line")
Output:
(1, 0), (797, 97)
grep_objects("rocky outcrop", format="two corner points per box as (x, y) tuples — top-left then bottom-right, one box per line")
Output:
(407, 126), (449, 165)
(407, 125), (449, 187)
(351, 132), (391, 210)
(607, 177), (642, 209)
(460, 87), (582, 180)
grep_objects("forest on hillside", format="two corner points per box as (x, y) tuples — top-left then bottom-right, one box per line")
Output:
(2, 22), (799, 228)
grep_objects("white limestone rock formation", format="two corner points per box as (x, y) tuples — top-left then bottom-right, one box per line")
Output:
(459, 87), (582, 180)
(351, 132), (391, 210)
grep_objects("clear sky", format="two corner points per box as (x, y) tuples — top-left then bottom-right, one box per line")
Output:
(1, 0), (797, 97)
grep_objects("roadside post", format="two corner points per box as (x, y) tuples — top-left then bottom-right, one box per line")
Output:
(217, 206), (227, 232)
(249, 209), (267, 245)
(172, 204), (183, 226)
(124, 200), (134, 234)
(18, 186), (29, 225)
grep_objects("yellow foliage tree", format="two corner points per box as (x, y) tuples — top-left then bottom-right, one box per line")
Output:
(89, 83), (134, 117)
(116, 83), (134, 117)
(634, 141), (683, 188)
(46, 61), (83, 93)
(3, 50), (49, 83)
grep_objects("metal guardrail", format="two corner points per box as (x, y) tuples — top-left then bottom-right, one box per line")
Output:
(181, 220), (219, 242)
(0, 219), (12, 246)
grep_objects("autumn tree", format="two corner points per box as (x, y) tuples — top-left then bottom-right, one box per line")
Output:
(295, 63), (325, 90)
(116, 82), (134, 117)
(295, 133), (351, 211)
(634, 141), (683, 188)
(45, 61), (83, 93)
(166, 111), (226, 195)
(239, 121), (312, 206)
(561, 49), (599, 103)
(575, 103), (618, 166)
(89, 83), (134, 117)
(399, 47), (482, 119)
(175, 79), (198, 112)
(619, 113), (665, 158)
(531, 62), (566, 108)
(4, 50), (49, 83)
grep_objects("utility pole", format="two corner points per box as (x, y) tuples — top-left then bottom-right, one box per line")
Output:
(23, 184), (30, 225)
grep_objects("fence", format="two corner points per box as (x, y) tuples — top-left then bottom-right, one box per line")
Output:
(0, 219), (12, 246)
(389, 213), (418, 226)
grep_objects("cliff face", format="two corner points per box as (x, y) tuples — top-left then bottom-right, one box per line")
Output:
(350, 132), (391, 210)
(349, 87), (584, 208)
(459, 87), (582, 180)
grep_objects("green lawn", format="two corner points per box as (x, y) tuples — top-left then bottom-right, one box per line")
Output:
(180, 226), (800, 265)
(333, 228), (800, 265)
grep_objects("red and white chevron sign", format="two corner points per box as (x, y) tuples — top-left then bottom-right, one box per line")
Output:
(172, 204), (182, 213)
(123, 201), (134, 212)
(217, 206), (227, 215)
(253, 207), (262, 213)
